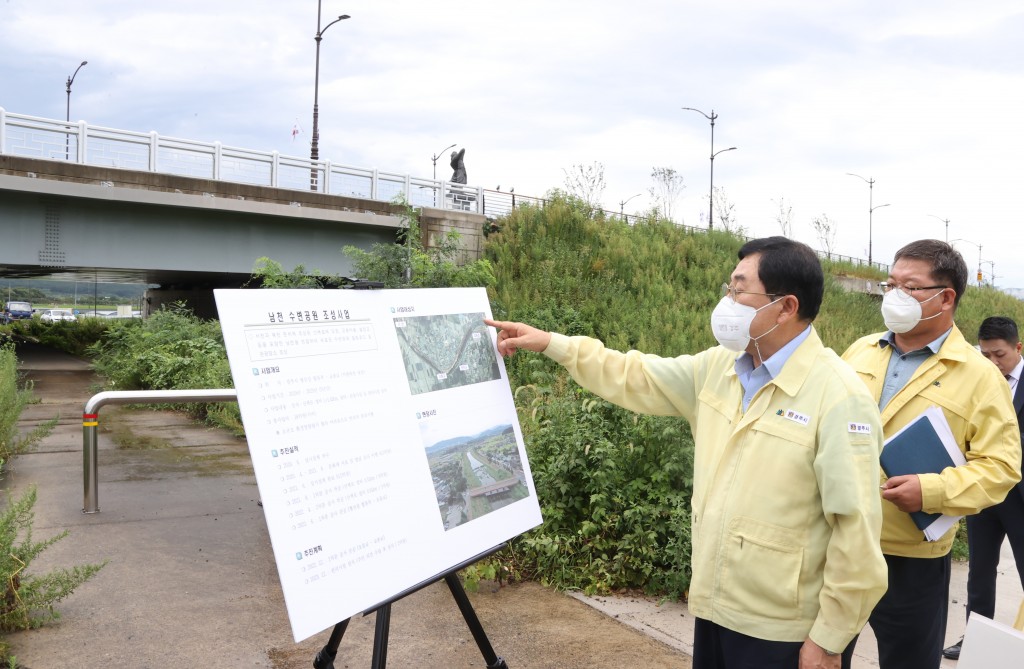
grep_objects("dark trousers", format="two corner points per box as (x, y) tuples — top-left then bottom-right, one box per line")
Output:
(864, 553), (951, 669)
(693, 618), (855, 669)
(966, 487), (1024, 620)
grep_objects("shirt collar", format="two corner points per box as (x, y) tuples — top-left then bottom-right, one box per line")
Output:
(878, 327), (953, 355)
(1008, 356), (1024, 384)
(734, 325), (813, 379)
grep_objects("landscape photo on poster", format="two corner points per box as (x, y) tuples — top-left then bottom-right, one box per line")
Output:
(421, 419), (530, 531)
(394, 311), (501, 394)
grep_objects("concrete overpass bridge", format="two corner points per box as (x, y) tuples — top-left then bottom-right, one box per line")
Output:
(0, 108), (537, 314)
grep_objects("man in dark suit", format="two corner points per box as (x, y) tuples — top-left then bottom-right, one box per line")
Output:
(944, 315), (1024, 660)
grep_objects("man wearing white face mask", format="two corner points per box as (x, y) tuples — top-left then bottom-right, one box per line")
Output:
(842, 239), (1021, 669)
(486, 237), (887, 669)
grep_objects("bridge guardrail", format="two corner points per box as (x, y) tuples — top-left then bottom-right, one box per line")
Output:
(1, 107), (889, 272)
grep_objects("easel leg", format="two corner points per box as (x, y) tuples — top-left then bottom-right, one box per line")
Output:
(445, 573), (509, 669)
(313, 618), (351, 669)
(370, 602), (392, 669)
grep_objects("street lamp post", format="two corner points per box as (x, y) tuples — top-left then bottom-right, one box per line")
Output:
(709, 147), (737, 228)
(981, 259), (996, 288)
(847, 173), (889, 267)
(310, 2), (350, 191)
(619, 193), (642, 221)
(431, 143), (456, 180)
(65, 60), (87, 161)
(682, 107), (736, 230)
(951, 239), (984, 287)
(927, 214), (950, 243)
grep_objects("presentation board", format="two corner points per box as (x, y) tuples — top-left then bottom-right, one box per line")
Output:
(214, 287), (542, 641)
(959, 613), (1024, 668)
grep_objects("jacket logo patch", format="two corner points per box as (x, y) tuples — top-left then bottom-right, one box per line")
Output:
(848, 422), (872, 434)
(782, 409), (810, 425)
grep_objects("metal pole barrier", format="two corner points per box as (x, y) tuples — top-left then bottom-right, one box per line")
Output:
(82, 389), (238, 514)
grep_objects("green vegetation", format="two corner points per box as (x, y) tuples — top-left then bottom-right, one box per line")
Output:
(0, 346), (56, 464)
(343, 195), (495, 289)
(3, 317), (111, 357)
(0, 486), (107, 651)
(87, 304), (243, 434)
(1, 346), (104, 663)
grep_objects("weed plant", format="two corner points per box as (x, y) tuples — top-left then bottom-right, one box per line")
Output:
(1, 349), (102, 663)
(0, 346), (57, 464)
(0, 486), (106, 646)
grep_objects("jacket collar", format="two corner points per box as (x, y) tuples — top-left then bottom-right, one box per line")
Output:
(767, 326), (824, 398)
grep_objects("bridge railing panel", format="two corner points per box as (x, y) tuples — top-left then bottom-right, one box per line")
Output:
(85, 125), (152, 171)
(326, 167), (374, 199)
(0, 114), (76, 161)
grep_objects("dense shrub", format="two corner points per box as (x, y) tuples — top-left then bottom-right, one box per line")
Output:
(87, 305), (242, 432)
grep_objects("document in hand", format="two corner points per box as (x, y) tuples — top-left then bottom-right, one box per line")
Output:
(880, 406), (967, 541)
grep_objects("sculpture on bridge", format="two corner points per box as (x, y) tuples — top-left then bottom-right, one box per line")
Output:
(450, 148), (467, 184)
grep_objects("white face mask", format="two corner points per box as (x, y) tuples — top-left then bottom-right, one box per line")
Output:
(881, 287), (944, 334)
(710, 295), (784, 353)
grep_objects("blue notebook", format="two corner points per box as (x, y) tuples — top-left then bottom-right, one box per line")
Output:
(880, 408), (964, 533)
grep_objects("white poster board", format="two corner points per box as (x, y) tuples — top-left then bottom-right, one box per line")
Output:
(214, 287), (542, 641)
(959, 613), (1024, 668)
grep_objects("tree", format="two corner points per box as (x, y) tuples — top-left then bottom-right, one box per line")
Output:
(648, 167), (685, 222)
(344, 195), (494, 289)
(710, 186), (741, 234)
(811, 214), (838, 259)
(562, 162), (606, 207)
(773, 197), (794, 238)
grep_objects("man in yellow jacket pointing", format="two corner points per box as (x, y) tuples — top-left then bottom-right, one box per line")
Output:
(842, 239), (1021, 669)
(488, 237), (887, 669)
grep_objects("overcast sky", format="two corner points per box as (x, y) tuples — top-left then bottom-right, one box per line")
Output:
(2, 1), (1023, 289)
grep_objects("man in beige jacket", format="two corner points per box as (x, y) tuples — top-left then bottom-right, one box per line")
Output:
(487, 236), (887, 669)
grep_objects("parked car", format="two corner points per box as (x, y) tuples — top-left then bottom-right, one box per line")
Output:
(2, 301), (33, 324)
(38, 309), (77, 323)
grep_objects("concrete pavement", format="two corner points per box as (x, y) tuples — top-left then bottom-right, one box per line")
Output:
(4, 341), (1023, 667)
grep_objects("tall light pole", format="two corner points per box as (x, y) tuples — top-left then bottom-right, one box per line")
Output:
(65, 60), (87, 160)
(310, 3), (350, 191)
(431, 143), (456, 179)
(847, 173), (889, 267)
(981, 259), (996, 288)
(619, 193), (642, 219)
(709, 147), (737, 228)
(951, 239), (984, 287)
(927, 214), (950, 243)
(682, 107), (737, 230)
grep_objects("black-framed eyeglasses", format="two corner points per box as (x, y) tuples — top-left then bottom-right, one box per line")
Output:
(878, 282), (948, 294)
(720, 283), (781, 301)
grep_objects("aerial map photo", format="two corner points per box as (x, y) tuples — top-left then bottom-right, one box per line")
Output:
(421, 422), (530, 531)
(394, 312), (501, 395)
